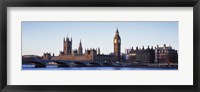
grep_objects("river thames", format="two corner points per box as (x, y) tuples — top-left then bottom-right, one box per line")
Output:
(22, 65), (178, 70)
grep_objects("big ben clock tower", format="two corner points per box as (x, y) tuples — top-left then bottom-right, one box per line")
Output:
(114, 28), (121, 62)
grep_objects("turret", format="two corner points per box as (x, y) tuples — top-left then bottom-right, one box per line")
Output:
(66, 37), (69, 41)
(151, 46), (153, 50)
(63, 37), (66, 54)
(53, 53), (55, 57)
(63, 36), (72, 55)
(98, 47), (100, 55)
(142, 46), (144, 50)
(136, 46), (138, 50)
(78, 40), (83, 55)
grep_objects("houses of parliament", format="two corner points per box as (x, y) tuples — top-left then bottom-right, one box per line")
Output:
(42, 28), (178, 64)
(43, 28), (121, 62)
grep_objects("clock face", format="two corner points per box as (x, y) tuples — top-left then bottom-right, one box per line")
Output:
(114, 39), (120, 43)
(114, 39), (117, 43)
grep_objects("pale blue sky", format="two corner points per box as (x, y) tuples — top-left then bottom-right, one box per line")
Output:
(22, 21), (178, 56)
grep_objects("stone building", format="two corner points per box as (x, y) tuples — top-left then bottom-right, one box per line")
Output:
(45, 29), (121, 62)
(127, 44), (178, 64)
(63, 37), (72, 55)
(41, 28), (178, 64)
(42, 53), (52, 60)
(155, 44), (178, 63)
(128, 46), (155, 63)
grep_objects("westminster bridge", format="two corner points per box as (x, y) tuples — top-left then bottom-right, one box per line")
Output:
(22, 59), (178, 68)
(22, 59), (117, 67)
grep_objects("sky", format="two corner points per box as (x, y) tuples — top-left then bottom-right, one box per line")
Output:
(22, 21), (178, 56)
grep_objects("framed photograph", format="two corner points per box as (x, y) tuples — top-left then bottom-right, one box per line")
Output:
(0, 0), (199, 92)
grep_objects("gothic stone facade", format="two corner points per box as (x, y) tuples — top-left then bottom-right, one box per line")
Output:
(155, 44), (178, 63)
(48, 29), (121, 62)
(127, 44), (178, 64)
(128, 46), (155, 63)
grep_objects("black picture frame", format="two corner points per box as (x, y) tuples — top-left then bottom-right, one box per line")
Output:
(0, 0), (200, 92)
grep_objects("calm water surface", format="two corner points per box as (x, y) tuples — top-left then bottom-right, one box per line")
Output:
(22, 65), (178, 70)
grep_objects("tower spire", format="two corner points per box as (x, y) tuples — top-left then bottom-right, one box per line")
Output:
(66, 37), (69, 41)
(78, 39), (83, 55)
(116, 28), (119, 33)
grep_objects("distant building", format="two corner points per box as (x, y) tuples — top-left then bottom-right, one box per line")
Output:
(128, 46), (155, 63)
(155, 44), (178, 63)
(127, 44), (178, 64)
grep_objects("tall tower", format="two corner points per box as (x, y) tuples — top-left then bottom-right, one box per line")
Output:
(98, 47), (100, 55)
(63, 37), (66, 54)
(113, 28), (121, 62)
(63, 37), (72, 55)
(78, 40), (83, 55)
